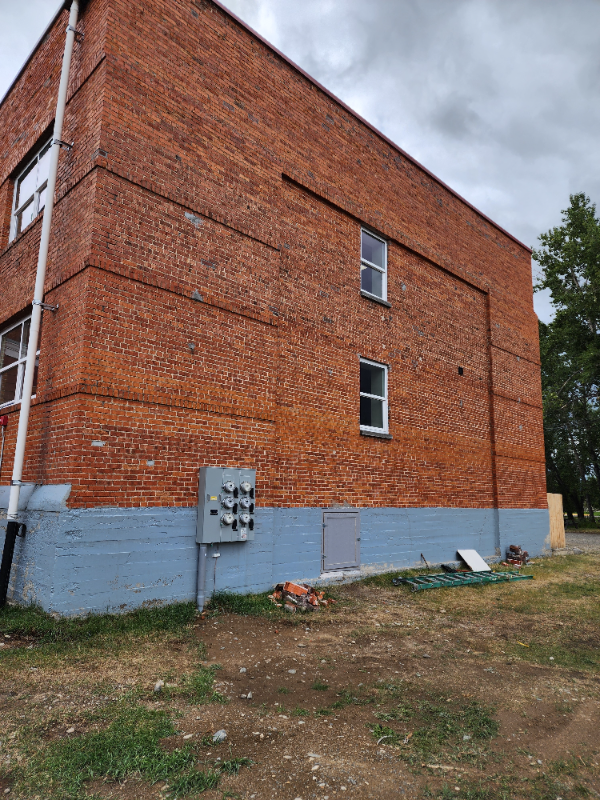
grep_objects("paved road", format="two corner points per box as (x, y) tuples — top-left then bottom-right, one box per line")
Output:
(565, 530), (600, 553)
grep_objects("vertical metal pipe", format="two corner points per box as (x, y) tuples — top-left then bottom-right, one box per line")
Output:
(196, 544), (208, 611)
(5, 0), (79, 525)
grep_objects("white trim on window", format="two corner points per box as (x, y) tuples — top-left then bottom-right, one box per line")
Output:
(360, 228), (387, 302)
(0, 315), (40, 408)
(359, 357), (388, 434)
(9, 138), (52, 243)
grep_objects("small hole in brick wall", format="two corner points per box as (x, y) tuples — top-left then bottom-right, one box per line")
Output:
(458, 366), (464, 376)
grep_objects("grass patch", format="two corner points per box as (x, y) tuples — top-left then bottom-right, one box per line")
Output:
(218, 758), (253, 776)
(208, 589), (337, 619)
(209, 591), (280, 618)
(181, 664), (228, 705)
(0, 601), (196, 644)
(370, 696), (498, 759)
(0, 602), (198, 666)
(14, 703), (213, 799)
(311, 680), (329, 691)
(166, 769), (221, 797)
(291, 706), (310, 716)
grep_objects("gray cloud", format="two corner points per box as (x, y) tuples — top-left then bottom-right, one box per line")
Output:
(3, 0), (600, 323)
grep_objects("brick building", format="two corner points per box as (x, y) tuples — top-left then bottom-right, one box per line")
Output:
(0, 0), (548, 614)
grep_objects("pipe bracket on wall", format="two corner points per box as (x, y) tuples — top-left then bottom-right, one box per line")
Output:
(32, 300), (59, 312)
(66, 24), (84, 40)
(52, 139), (74, 150)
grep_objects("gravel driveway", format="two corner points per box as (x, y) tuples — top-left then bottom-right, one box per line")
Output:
(566, 530), (600, 553)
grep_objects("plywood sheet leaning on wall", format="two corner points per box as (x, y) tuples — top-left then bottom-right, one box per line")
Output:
(547, 493), (566, 549)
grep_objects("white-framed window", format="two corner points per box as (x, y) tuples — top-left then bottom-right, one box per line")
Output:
(0, 316), (40, 408)
(360, 358), (388, 433)
(360, 229), (387, 301)
(10, 139), (52, 242)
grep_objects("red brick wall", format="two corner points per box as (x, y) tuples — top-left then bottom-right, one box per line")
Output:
(0, 0), (547, 510)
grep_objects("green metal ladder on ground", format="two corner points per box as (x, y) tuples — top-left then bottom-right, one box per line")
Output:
(392, 570), (533, 592)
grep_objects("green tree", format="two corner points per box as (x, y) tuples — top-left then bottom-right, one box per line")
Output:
(534, 193), (600, 525)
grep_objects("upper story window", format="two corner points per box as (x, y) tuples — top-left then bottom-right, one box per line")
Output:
(360, 229), (387, 301)
(10, 139), (52, 242)
(0, 316), (40, 408)
(360, 358), (388, 434)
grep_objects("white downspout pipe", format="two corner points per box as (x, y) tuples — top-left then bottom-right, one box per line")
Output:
(6, 0), (80, 523)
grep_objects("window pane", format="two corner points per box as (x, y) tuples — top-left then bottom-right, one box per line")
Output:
(0, 364), (19, 406)
(361, 264), (383, 297)
(16, 161), (37, 208)
(360, 395), (384, 429)
(0, 325), (22, 371)
(37, 143), (52, 184)
(17, 200), (35, 234)
(20, 319), (31, 358)
(361, 231), (385, 268)
(38, 184), (47, 213)
(360, 361), (385, 398)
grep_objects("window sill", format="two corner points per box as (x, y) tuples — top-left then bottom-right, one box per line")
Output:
(360, 429), (392, 440)
(360, 290), (391, 308)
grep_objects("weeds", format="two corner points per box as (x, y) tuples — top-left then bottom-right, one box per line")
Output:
(181, 664), (227, 705)
(370, 696), (498, 759)
(292, 707), (310, 716)
(219, 758), (253, 775)
(166, 768), (221, 799)
(209, 591), (279, 617)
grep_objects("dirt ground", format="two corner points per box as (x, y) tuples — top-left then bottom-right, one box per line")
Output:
(1, 550), (599, 800)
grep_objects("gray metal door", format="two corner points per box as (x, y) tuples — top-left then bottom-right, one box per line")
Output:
(323, 511), (360, 571)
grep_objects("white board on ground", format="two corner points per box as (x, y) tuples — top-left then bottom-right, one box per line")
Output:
(457, 549), (491, 572)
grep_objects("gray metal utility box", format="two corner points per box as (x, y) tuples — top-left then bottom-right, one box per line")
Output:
(196, 467), (256, 544)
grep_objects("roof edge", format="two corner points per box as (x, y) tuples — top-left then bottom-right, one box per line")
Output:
(211, 0), (532, 254)
(1, 0), (532, 254)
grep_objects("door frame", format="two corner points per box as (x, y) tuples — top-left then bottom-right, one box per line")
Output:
(322, 508), (361, 573)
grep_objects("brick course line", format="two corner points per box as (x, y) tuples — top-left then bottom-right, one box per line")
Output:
(283, 172), (489, 295)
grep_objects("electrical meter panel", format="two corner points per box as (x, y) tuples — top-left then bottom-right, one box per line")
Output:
(196, 467), (256, 544)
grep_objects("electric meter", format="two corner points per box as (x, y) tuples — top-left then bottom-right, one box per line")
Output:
(197, 467), (256, 544)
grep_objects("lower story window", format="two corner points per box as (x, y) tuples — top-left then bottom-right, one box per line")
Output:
(360, 358), (388, 433)
(0, 316), (40, 407)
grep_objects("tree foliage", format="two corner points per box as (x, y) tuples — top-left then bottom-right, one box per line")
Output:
(534, 193), (600, 522)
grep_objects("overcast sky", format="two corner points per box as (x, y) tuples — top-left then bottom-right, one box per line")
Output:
(3, 0), (600, 323)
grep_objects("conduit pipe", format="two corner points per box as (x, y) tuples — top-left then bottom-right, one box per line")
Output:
(0, 0), (80, 606)
(196, 544), (208, 611)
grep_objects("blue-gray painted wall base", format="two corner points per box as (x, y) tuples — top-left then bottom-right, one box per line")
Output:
(0, 495), (550, 616)
(0, 483), (71, 511)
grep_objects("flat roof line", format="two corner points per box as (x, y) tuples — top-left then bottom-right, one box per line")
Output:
(211, 0), (532, 254)
(1, 0), (531, 254)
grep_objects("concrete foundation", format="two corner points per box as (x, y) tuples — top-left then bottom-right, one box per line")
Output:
(0, 485), (550, 615)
